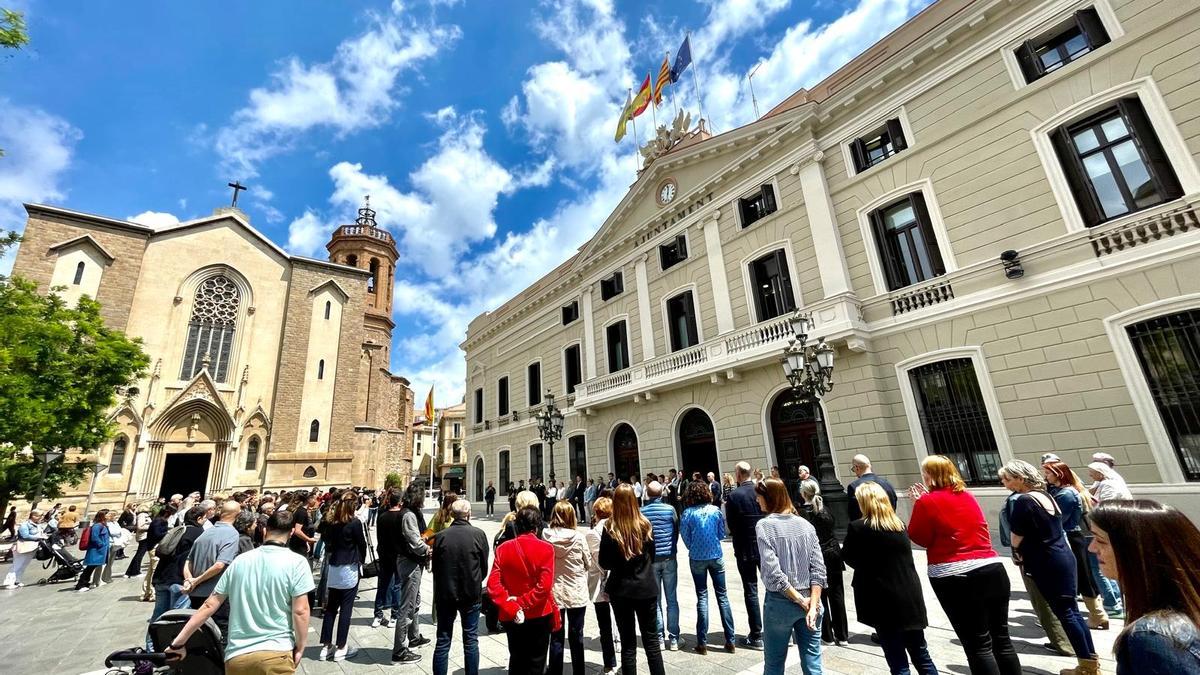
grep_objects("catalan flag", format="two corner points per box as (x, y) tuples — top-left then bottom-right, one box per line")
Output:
(424, 387), (435, 422)
(653, 55), (671, 106)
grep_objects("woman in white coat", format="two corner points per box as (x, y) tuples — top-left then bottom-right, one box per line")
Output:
(546, 500), (592, 675)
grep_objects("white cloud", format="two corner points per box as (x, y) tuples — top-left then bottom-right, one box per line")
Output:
(215, 5), (460, 177)
(286, 209), (328, 256)
(127, 211), (180, 229)
(0, 101), (82, 274)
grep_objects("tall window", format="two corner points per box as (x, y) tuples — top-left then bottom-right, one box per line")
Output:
(562, 301), (579, 325)
(1016, 8), (1110, 83)
(324, 301), (331, 320)
(738, 184), (777, 228)
(473, 388), (483, 423)
(1127, 309), (1200, 480)
(499, 450), (510, 489)
(497, 377), (510, 416)
(73, 261), (85, 285)
(850, 118), (908, 173)
(749, 249), (797, 321)
(909, 358), (1001, 485)
(659, 234), (688, 271)
(1051, 98), (1182, 226)
(564, 345), (583, 394)
(309, 420), (320, 443)
(568, 435), (587, 481)
(110, 437), (127, 475)
(317, 359), (325, 380)
(606, 321), (630, 373)
(868, 193), (946, 291)
(529, 443), (544, 480)
(368, 259), (379, 294)
(245, 436), (260, 470)
(666, 290), (699, 351)
(180, 275), (240, 383)
(452, 422), (462, 438)
(600, 272), (624, 301)
(527, 362), (542, 406)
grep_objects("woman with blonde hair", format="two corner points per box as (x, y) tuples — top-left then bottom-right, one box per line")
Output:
(495, 490), (541, 548)
(842, 482), (937, 674)
(587, 497), (618, 675)
(599, 484), (664, 675)
(909, 455), (1020, 675)
(546, 500), (592, 675)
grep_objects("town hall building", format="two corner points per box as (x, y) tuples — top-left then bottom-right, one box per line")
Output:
(10, 199), (415, 512)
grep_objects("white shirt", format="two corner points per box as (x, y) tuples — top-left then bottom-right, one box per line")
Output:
(633, 482), (643, 499)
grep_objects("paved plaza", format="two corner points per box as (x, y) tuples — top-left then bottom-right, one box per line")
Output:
(0, 506), (1119, 674)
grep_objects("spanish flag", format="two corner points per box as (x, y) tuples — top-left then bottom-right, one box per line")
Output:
(424, 387), (435, 422)
(653, 55), (671, 106)
(614, 74), (652, 142)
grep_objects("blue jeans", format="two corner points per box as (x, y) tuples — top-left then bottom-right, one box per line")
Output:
(374, 556), (400, 619)
(763, 591), (823, 675)
(877, 629), (939, 675)
(689, 557), (736, 646)
(652, 558), (680, 641)
(736, 557), (763, 640)
(147, 583), (190, 649)
(1087, 549), (1122, 611)
(432, 601), (480, 675)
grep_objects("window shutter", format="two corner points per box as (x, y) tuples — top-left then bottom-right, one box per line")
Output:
(849, 138), (869, 173)
(683, 291), (698, 345)
(909, 193), (946, 277)
(677, 234), (688, 259)
(867, 208), (900, 291)
(1075, 8), (1110, 49)
(886, 118), (908, 151)
(1015, 41), (1042, 83)
(774, 250), (797, 312)
(761, 183), (777, 214)
(1118, 98), (1183, 201)
(1049, 126), (1104, 226)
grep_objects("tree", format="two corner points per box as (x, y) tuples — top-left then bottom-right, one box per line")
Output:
(0, 8), (28, 50)
(384, 472), (405, 491)
(0, 276), (150, 514)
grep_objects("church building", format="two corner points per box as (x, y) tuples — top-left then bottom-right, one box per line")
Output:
(10, 198), (414, 511)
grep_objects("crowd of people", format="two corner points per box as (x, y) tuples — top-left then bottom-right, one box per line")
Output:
(2, 448), (1199, 675)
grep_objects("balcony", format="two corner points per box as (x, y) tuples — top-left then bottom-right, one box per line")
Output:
(1089, 203), (1200, 258)
(333, 224), (395, 245)
(574, 294), (867, 409)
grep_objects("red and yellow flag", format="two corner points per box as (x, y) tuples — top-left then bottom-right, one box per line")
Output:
(424, 387), (435, 422)
(631, 72), (652, 117)
(653, 55), (671, 106)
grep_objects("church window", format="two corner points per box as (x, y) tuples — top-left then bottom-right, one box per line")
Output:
(180, 275), (240, 383)
(324, 301), (331, 320)
(368, 259), (379, 294)
(318, 359), (325, 380)
(73, 261), (85, 285)
(309, 420), (320, 442)
(346, 254), (358, 268)
(245, 436), (260, 470)
(110, 437), (127, 474)
(303, 465), (317, 478)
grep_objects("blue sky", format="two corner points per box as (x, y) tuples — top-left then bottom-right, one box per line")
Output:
(0, 0), (931, 405)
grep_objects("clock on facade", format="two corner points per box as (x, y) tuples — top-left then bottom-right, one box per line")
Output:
(656, 177), (678, 206)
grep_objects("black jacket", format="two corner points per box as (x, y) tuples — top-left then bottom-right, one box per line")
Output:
(319, 518), (367, 567)
(725, 481), (763, 562)
(840, 520), (927, 632)
(376, 508), (405, 560)
(598, 528), (657, 600)
(846, 473), (897, 522)
(799, 504), (844, 572)
(432, 520), (490, 609)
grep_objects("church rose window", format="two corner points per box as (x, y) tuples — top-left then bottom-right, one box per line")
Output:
(180, 275), (240, 383)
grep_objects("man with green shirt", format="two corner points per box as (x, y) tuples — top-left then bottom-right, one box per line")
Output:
(166, 510), (314, 675)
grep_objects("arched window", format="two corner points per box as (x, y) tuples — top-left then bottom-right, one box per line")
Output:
(317, 359), (325, 380)
(245, 436), (260, 470)
(324, 300), (331, 320)
(309, 420), (320, 442)
(110, 437), (128, 474)
(303, 465), (317, 478)
(346, 254), (358, 268)
(180, 275), (240, 383)
(73, 261), (85, 285)
(368, 258), (379, 294)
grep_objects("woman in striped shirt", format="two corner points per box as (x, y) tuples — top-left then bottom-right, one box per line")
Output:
(754, 478), (826, 675)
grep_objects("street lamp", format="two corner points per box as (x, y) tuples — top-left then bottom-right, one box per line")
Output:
(83, 462), (109, 522)
(779, 310), (848, 533)
(535, 390), (565, 481)
(29, 449), (65, 508)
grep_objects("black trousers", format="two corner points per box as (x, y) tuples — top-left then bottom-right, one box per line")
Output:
(821, 563), (848, 642)
(321, 583), (359, 647)
(485, 499), (495, 515)
(594, 601), (617, 670)
(930, 563), (1021, 675)
(124, 539), (151, 577)
(548, 606), (586, 675)
(505, 613), (551, 675)
(75, 564), (101, 589)
(610, 596), (665, 675)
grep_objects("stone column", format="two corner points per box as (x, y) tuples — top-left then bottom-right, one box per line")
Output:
(702, 213), (736, 334)
(796, 153), (853, 298)
(580, 285), (597, 380)
(634, 255), (656, 361)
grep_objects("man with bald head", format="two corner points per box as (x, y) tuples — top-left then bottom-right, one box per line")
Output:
(184, 500), (243, 635)
(724, 461), (764, 649)
(846, 454), (897, 522)
(641, 480), (681, 650)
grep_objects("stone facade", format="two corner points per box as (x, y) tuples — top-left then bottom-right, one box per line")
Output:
(464, 0), (1200, 530)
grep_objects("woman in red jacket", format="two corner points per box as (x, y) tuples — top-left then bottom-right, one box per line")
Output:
(908, 455), (1021, 675)
(488, 506), (560, 674)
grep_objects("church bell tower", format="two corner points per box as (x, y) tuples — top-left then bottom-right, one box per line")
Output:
(326, 198), (399, 361)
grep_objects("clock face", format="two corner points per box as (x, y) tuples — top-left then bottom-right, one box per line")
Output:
(658, 180), (677, 205)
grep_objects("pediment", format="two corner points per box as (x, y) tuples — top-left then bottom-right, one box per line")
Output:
(308, 279), (350, 301)
(155, 369), (233, 425)
(48, 234), (116, 263)
(153, 212), (290, 267)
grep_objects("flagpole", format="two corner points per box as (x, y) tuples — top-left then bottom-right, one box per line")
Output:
(668, 51), (679, 121)
(649, 70), (658, 134)
(631, 91), (641, 173)
(428, 409), (438, 493)
(627, 88), (638, 175)
(688, 31), (708, 132)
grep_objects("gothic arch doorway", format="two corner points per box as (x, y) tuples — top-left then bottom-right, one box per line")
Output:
(678, 408), (719, 479)
(474, 456), (485, 502)
(611, 423), (640, 482)
(769, 389), (830, 483)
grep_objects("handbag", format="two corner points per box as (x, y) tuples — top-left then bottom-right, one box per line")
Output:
(15, 539), (39, 555)
(361, 523), (379, 578)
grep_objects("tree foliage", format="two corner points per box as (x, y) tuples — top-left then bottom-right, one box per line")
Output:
(0, 8), (29, 51)
(0, 277), (150, 512)
(384, 472), (404, 490)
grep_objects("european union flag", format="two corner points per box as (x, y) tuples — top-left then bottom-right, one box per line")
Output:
(670, 35), (691, 83)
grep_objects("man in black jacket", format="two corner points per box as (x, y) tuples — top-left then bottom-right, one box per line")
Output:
(373, 491), (404, 628)
(724, 461), (764, 649)
(431, 500), (489, 675)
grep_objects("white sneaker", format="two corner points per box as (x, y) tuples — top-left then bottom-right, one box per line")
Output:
(333, 647), (358, 661)
(97, 581), (108, 587)
(318, 645), (331, 660)
(77, 587), (90, 593)
(3, 584), (16, 590)
(371, 616), (382, 628)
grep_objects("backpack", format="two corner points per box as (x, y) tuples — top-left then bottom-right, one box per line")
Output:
(78, 524), (91, 551)
(155, 525), (187, 558)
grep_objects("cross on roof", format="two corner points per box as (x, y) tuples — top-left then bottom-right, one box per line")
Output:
(227, 181), (248, 207)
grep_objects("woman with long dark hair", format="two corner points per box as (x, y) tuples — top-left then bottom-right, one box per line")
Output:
(317, 491), (368, 662)
(599, 484), (665, 675)
(797, 479), (847, 646)
(1089, 500), (1200, 674)
(1043, 460), (1108, 630)
(390, 483), (430, 665)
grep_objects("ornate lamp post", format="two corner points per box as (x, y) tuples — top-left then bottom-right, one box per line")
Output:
(535, 390), (565, 482)
(780, 310), (849, 533)
(83, 462), (109, 522)
(29, 448), (65, 508)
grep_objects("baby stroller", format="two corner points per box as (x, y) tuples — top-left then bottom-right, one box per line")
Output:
(36, 535), (83, 584)
(100, 609), (223, 674)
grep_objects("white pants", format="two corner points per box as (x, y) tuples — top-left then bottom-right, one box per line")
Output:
(4, 550), (36, 586)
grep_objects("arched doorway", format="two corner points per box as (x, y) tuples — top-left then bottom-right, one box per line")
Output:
(474, 457), (485, 501)
(678, 408), (719, 479)
(611, 423), (640, 482)
(769, 389), (830, 483)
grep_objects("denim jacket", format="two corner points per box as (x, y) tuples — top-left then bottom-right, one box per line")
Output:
(1117, 612), (1200, 675)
